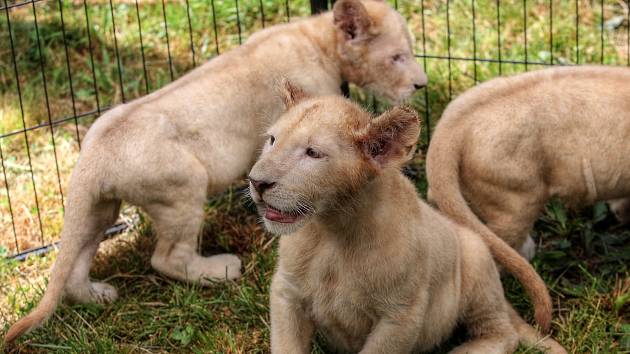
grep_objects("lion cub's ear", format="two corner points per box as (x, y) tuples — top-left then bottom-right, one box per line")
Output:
(333, 0), (373, 42)
(360, 106), (420, 168)
(279, 78), (308, 109)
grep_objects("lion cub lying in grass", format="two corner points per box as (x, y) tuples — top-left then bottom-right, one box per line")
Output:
(426, 66), (630, 259)
(248, 86), (565, 353)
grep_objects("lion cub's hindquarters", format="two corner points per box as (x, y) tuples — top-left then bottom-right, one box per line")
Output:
(426, 65), (630, 254)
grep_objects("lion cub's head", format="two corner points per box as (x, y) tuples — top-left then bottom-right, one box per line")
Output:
(332, 0), (427, 104)
(249, 82), (420, 235)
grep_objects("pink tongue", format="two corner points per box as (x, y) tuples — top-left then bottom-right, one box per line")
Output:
(265, 207), (298, 223)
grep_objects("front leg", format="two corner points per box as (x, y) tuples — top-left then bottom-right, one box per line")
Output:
(270, 274), (315, 354)
(359, 291), (428, 354)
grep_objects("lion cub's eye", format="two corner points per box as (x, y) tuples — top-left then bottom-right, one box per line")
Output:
(306, 147), (323, 159)
(269, 135), (275, 146)
(392, 53), (405, 62)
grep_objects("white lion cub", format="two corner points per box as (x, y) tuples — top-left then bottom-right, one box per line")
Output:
(426, 66), (630, 258)
(248, 85), (566, 353)
(5, 0), (427, 344)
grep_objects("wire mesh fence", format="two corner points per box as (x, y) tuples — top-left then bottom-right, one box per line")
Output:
(1, 0), (629, 259)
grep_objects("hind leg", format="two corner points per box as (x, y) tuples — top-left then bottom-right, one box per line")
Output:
(507, 305), (566, 354)
(64, 200), (121, 304)
(452, 234), (522, 354)
(146, 194), (241, 284)
(449, 304), (518, 354)
(452, 284), (519, 353)
(472, 189), (544, 258)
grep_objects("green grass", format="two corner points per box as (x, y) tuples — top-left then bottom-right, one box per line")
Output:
(1, 0), (630, 353)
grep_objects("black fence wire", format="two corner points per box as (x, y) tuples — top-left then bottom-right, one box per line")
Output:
(1, 0), (629, 259)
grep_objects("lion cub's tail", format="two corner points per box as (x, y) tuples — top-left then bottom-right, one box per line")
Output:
(5, 176), (118, 344)
(4, 283), (64, 343)
(4, 227), (93, 343)
(4, 244), (78, 343)
(426, 127), (552, 333)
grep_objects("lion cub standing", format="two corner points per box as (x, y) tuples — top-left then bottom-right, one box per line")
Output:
(426, 66), (630, 259)
(248, 86), (565, 353)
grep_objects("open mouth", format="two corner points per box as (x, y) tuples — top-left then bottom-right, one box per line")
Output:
(263, 205), (303, 224)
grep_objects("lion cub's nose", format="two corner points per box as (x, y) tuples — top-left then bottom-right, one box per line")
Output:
(250, 178), (276, 194)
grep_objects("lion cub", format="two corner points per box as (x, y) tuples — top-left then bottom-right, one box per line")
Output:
(426, 66), (630, 259)
(5, 0), (427, 344)
(248, 85), (565, 353)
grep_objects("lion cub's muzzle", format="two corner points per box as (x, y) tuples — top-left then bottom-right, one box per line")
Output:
(248, 178), (309, 225)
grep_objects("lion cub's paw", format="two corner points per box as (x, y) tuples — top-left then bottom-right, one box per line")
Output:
(609, 198), (630, 224)
(90, 282), (119, 304)
(191, 253), (243, 283)
(448, 340), (516, 354)
(210, 254), (243, 280)
(519, 235), (537, 261)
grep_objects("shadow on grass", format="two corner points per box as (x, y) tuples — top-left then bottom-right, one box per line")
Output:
(2, 182), (273, 353)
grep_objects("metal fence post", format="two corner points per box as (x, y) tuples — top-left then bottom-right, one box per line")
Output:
(310, 0), (328, 14)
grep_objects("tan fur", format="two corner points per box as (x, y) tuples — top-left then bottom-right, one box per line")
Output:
(4, 0), (427, 344)
(426, 65), (630, 330)
(249, 93), (565, 353)
(427, 65), (630, 249)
